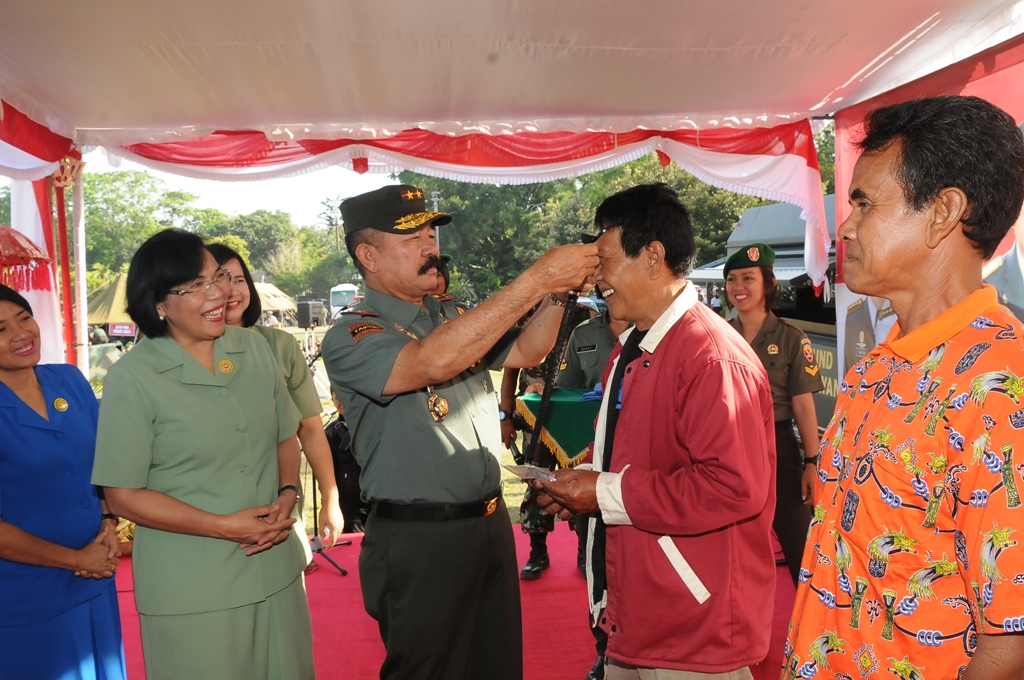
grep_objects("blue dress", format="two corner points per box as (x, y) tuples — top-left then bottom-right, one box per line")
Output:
(0, 363), (126, 680)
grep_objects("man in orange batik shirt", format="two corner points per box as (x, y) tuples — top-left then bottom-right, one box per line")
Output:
(784, 95), (1024, 680)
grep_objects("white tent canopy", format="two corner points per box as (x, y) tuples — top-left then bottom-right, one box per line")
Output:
(2, 1), (1024, 371)
(2, 1), (1022, 146)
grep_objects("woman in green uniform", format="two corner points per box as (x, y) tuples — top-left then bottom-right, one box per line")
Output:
(92, 230), (315, 680)
(208, 243), (343, 545)
(724, 243), (823, 586)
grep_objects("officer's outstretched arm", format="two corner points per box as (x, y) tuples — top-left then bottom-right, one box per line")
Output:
(382, 243), (597, 394)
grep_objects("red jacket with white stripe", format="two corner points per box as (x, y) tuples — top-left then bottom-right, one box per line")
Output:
(589, 284), (777, 672)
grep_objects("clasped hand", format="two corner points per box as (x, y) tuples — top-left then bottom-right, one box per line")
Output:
(224, 501), (297, 556)
(73, 526), (120, 579)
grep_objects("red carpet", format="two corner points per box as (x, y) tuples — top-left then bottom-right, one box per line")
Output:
(115, 527), (794, 679)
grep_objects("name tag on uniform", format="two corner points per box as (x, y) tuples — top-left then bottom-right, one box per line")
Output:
(576, 344), (597, 353)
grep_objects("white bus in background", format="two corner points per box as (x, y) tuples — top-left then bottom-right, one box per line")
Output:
(329, 283), (361, 318)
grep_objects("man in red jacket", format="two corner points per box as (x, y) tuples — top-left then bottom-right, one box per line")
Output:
(535, 183), (777, 679)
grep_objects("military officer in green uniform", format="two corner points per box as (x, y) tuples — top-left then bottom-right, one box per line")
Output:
(558, 311), (630, 390)
(724, 243), (824, 585)
(983, 213), (1024, 321)
(320, 184), (598, 680)
(842, 293), (896, 375)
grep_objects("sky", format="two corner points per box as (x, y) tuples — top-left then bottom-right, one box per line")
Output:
(2, 149), (396, 228)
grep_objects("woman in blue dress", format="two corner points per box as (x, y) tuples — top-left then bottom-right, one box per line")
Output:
(0, 284), (126, 680)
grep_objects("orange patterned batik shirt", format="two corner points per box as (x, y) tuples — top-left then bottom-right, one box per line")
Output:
(783, 286), (1024, 680)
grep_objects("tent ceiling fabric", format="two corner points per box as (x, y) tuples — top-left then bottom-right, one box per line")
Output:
(1, 1), (1022, 146)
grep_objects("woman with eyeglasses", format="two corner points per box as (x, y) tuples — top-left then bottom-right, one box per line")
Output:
(207, 243), (343, 548)
(0, 284), (126, 680)
(91, 229), (314, 680)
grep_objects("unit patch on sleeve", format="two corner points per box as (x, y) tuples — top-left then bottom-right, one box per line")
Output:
(349, 322), (385, 343)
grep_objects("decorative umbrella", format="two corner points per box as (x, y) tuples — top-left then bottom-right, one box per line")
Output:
(0, 225), (51, 291)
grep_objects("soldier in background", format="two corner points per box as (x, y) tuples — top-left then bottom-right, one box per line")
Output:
(843, 294), (896, 374)
(983, 209), (1024, 320)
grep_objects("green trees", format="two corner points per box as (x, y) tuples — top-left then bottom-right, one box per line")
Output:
(38, 132), (836, 302)
(0, 185), (10, 226)
(399, 152), (770, 299)
(82, 171), (168, 274)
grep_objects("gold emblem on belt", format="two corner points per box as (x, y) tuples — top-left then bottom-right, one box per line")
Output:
(484, 497), (498, 516)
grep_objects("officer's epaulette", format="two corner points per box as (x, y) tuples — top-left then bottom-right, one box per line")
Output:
(846, 298), (865, 313)
(342, 308), (379, 317)
(431, 293), (455, 302)
(878, 305), (896, 320)
(777, 317), (803, 332)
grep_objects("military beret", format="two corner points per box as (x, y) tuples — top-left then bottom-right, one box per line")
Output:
(341, 184), (452, 235)
(723, 243), (775, 274)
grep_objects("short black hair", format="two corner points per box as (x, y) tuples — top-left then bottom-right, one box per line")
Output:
(0, 284), (33, 316)
(206, 242), (262, 327)
(761, 266), (779, 312)
(345, 229), (385, 276)
(858, 95), (1024, 259)
(593, 183), (696, 276)
(126, 229), (206, 338)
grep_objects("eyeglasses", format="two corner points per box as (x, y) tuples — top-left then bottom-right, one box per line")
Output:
(167, 269), (233, 298)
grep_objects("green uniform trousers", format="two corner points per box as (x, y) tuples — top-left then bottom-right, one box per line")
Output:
(360, 497), (523, 680)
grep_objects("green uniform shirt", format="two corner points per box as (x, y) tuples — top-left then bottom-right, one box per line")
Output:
(556, 313), (619, 390)
(253, 324), (323, 419)
(730, 312), (823, 421)
(92, 326), (304, 615)
(320, 288), (516, 504)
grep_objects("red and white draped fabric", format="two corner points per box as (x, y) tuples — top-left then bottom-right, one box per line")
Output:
(0, 101), (71, 364)
(115, 121), (831, 287)
(0, 100), (72, 180)
(3, 94), (832, 359)
(8, 180), (64, 364)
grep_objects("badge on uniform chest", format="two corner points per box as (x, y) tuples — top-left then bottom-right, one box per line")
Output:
(427, 386), (449, 423)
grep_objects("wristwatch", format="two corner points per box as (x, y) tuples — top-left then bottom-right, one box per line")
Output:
(803, 455), (819, 466)
(278, 484), (302, 501)
(499, 410), (512, 421)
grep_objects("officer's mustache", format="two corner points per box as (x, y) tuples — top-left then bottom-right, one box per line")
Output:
(418, 255), (443, 275)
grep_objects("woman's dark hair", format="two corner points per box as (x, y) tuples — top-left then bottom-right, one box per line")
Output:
(858, 95), (1024, 259)
(760, 266), (779, 312)
(206, 242), (262, 327)
(593, 183), (696, 276)
(126, 229), (207, 338)
(0, 284), (33, 316)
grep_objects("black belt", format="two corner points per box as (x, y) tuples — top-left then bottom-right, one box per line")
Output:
(373, 495), (501, 521)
